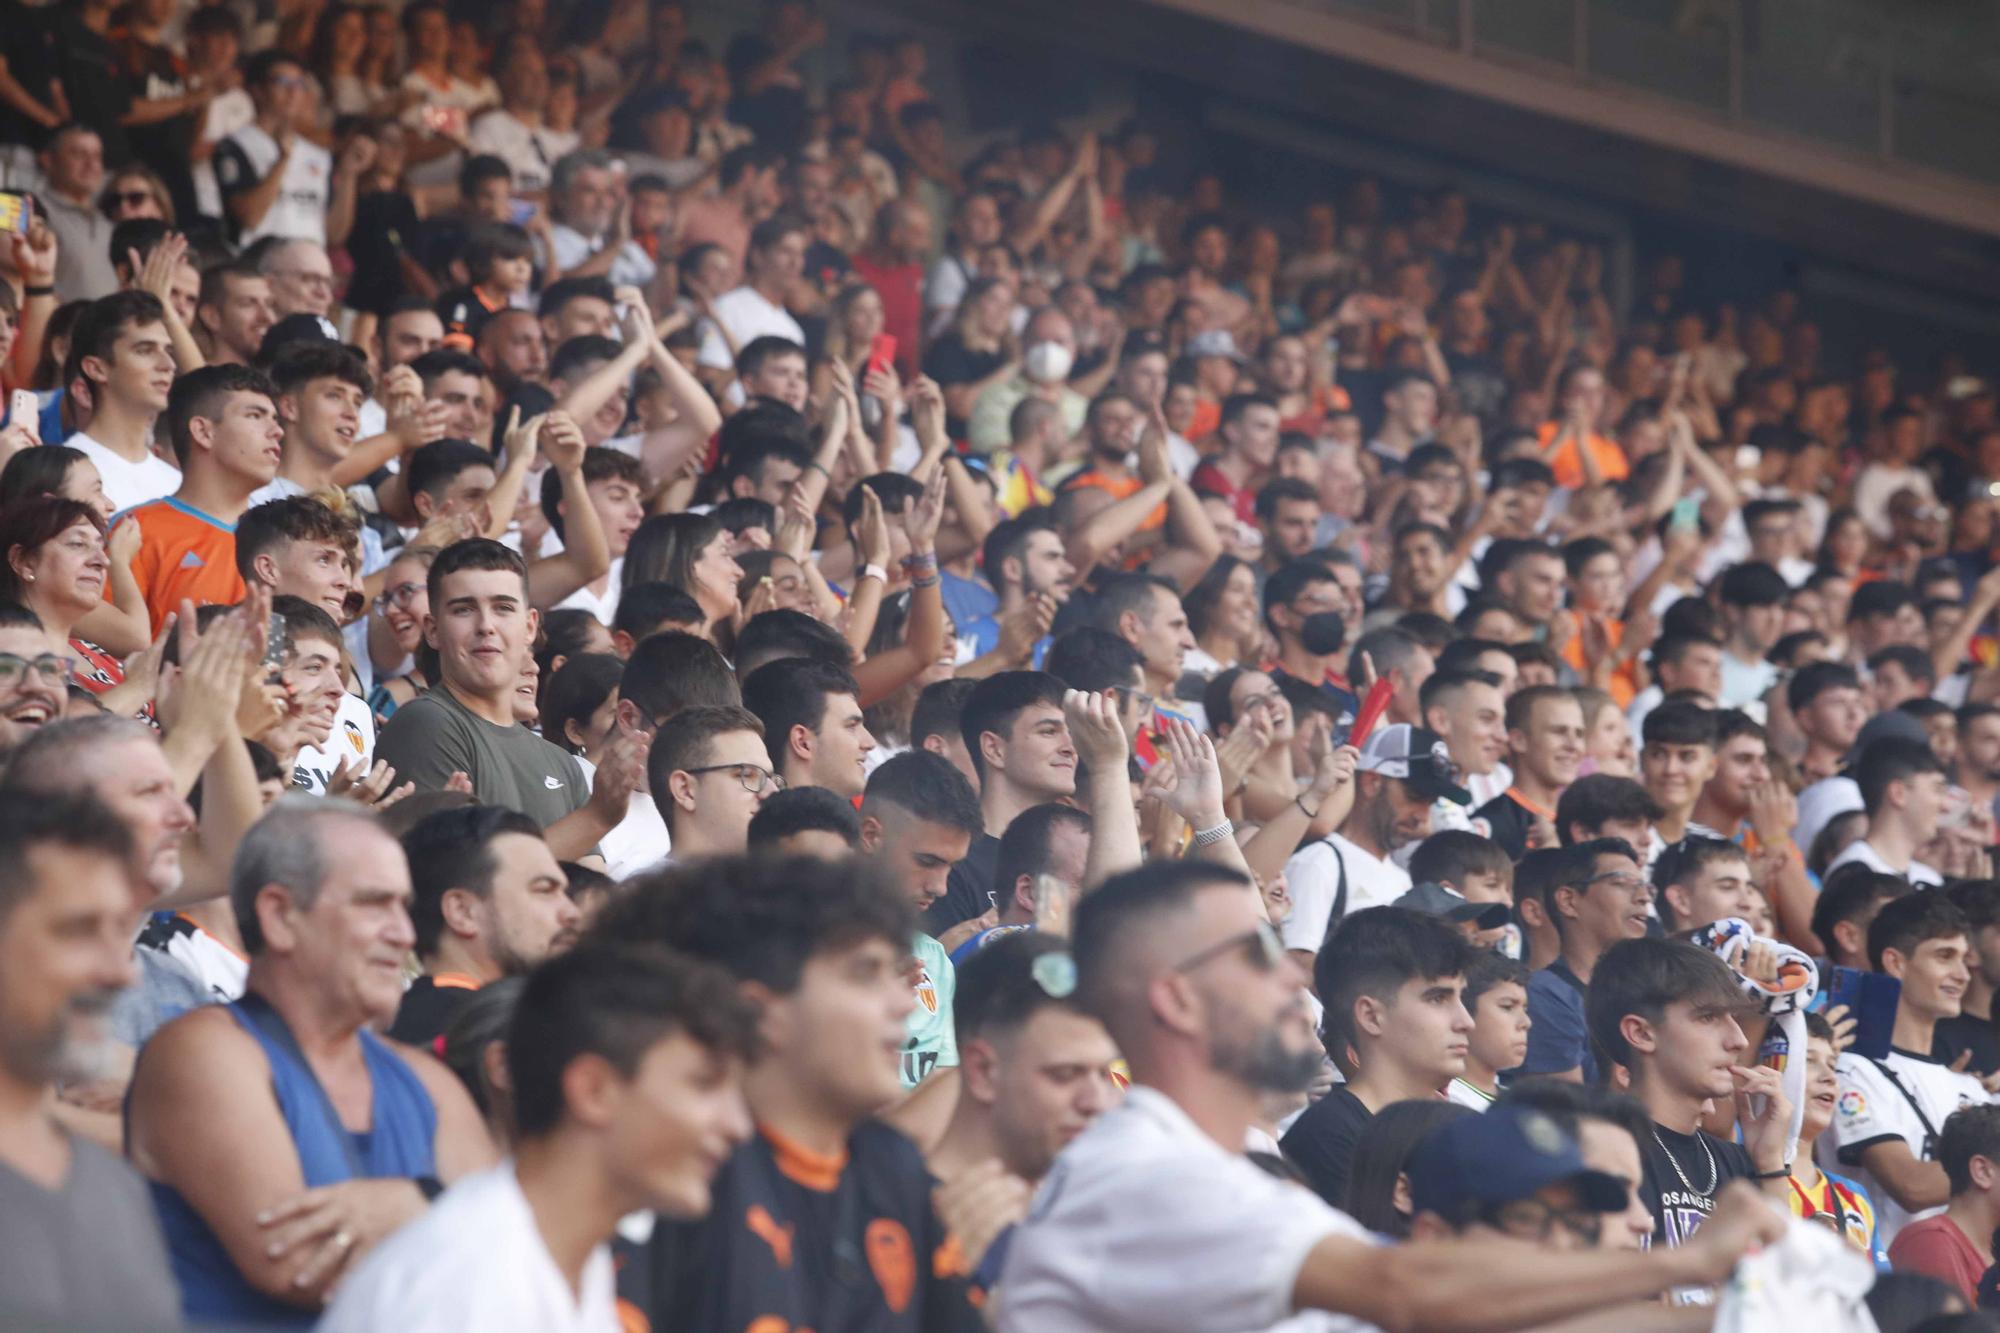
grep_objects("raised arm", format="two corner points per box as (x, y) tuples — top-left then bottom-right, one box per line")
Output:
(523, 413), (611, 609)
(852, 469), (948, 709)
(1065, 688), (1142, 887)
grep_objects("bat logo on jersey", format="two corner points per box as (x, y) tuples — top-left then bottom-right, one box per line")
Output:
(914, 966), (938, 1015)
(866, 1219), (916, 1313)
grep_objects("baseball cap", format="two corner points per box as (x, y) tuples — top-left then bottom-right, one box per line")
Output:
(1846, 710), (1929, 765)
(258, 312), (341, 361)
(1395, 881), (1510, 931)
(1184, 329), (1246, 363)
(1358, 724), (1471, 806)
(1408, 1103), (1628, 1221)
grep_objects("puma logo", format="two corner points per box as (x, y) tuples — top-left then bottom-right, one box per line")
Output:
(746, 1205), (793, 1268)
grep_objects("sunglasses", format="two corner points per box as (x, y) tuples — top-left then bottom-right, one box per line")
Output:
(1174, 918), (1287, 975)
(106, 190), (153, 210)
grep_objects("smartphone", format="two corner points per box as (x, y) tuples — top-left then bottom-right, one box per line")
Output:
(1669, 496), (1701, 535)
(8, 389), (37, 438)
(1826, 965), (1900, 1060)
(0, 191), (30, 235)
(261, 610), (291, 683)
(866, 333), (897, 380)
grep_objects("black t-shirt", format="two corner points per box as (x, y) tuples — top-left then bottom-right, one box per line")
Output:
(1639, 1122), (1757, 1250)
(0, 2), (55, 151)
(924, 833), (999, 935)
(49, 12), (133, 165)
(386, 974), (477, 1048)
(1474, 790), (1537, 860)
(1934, 1011), (2000, 1079)
(1279, 1086), (1374, 1209)
(618, 1118), (982, 1333)
(115, 32), (196, 220)
(922, 334), (1010, 440)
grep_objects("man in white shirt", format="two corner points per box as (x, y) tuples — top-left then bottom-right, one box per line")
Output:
(214, 51), (338, 247)
(63, 291), (182, 512)
(1282, 724), (1459, 964)
(997, 861), (1783, 1332)
(1827, 737), (1949, 887)
(1421, 668), (1512, 810)
(545, 148), (656, 289)
(321, 941), (756, 1332)
(1830, 892), (1994, 1244)
(695, 215), (807, 374)
(467, 47), (578, 197)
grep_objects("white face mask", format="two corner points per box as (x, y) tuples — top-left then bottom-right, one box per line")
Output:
(1022, 340), (1075, 385)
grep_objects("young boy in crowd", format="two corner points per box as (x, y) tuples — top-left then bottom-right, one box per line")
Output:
(1639, 701), (1719, 854)
(1887, 1103), (2000, 1301)
(1787, 1011), (1887, 1267)
(1810, 866), (1910, 971)
(1281, 906), (1474, 1207)
(1407, 829), (1516, 953)
(1653, 836), (1765, 936)
(1446, 949), (1532, 1111)
(1830, 892), (1994, 1244)
(1826, 736), (1949, 887)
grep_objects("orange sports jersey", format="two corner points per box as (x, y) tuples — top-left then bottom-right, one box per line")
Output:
(118, 499), (246, 634)
(1557, 610), (1639, 707)
(1535, 421), (1630, 490)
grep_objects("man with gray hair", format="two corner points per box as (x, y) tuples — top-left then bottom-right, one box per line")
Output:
(128, 795), (496, 1326)
(256, 237), (337, 319)
(546, 148), (658, 288)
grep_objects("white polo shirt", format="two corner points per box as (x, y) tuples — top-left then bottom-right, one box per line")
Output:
(1281, 833), (1410, 955)
(1828, 1047), (1991, 1244)
(319, 1161), (617, 1333)
(998, 1086), (1377, 1332)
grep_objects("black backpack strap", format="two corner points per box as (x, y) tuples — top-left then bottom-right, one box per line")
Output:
(1316, 838), (1349, 953)
(1866, 1056), (1942, 1155)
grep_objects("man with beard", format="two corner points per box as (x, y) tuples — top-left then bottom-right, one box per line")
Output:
(0, 602), (67, 760)
(999, 862), (1781, 1331)
(390, 805), (581, 1046)
(1475, 685), (1585, 859)
(1282, 724), (1458, 965)
(962, 514), (1075, 664)
(1954, 704), (2000, 829)
(0, 795), (183, 1329)
(129, 797), (496, 1326)
(1282, 906), (1475, 1208)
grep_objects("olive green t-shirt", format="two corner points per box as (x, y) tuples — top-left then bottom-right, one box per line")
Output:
(375, 685), (588, 829)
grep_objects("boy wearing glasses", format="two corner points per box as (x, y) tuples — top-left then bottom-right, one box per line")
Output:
(646, 704), (779, 862)
(1585, 937), (1793, 1289)
(1281, 905), (1475, 1208)
(1518, 838), (1652, 1084)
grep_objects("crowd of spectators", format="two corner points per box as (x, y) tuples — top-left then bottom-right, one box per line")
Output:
(7, 0), (2000, 1329)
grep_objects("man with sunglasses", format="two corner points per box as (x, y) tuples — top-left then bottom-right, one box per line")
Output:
(1001, 861), (1785, 1331)
(1518, 839), (1653, 1085)
(0, 602), (71, 759)
(647, 704), (780, 862)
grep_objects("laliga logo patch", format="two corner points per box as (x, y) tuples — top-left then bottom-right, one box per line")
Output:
(915, 967), (938, 1015)
(1837, 1089), (1865, 1118)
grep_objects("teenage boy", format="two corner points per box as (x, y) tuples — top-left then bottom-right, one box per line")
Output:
(121, 365), (284, 631)
(1831, 892), (1994, 1244)
(1938, 881), (2000, 1077)
(1790, 661), (1869, 785)
(1406, 830), (1516, 951)
(1653, 837), (1764, 935)
(742, 658), (877, 799)
(645, 705), (777, 861)
(253, 343), (373, 506)
(1421, 668), (1511, 808)
(859, 751), (984, 1087)
(949, 803), (1093, 962)
(926, 671), (1076, 932)
(1283, 724), (1463, 964)
(1519, 839), (1652, 1084)
(63, 291), (182, 512)
(376, 539), (638, 860)
(1812, 867), (1911, 970)
(320, 942), (757, 1331)
(390, 805), (579, 1046)
(1826, 737), (1948, 886)
(1787, 1011), (1887, 1266)
(1639, 700), (1720, 852)
(1887, 1104), (2000, 1301)
(1555, 774), (1662, 853)
(544, 447), (646, 625)
(1446, 950), (1532, 1111)
(1715, 563), (1786, 710)
(1586, 937), (1793, 1260)
(1626, 633), (1723, 738)
(1281, 906), (1475, 1207)
(605, 854), (981, 1330)
(1473, 685), (1585, 858)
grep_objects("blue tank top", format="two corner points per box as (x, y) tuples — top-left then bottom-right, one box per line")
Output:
(150, 1000), (438, 1326)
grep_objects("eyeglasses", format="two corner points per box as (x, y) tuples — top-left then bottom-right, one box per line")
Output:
(0, 652), (69, 689)
(374, 581), (424, 613)
(1173, 918), (1287, 976)
(685, 763), (784, 795)
(1583, 869), (1651, 896)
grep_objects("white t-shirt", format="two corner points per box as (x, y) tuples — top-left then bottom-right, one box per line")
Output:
(291, 692), (377, 794)
(1828, 1047), (1992, 1243)
(213, 124), (332, 246)
(577, 752), (670, 881)
(193, 88), (256, 219)
(66, 431), (181, 515)
(466, 110), (579, 196)
(553, 557), (623, 627)
(1446, 1078), (1495, 1112)
(1825, 838), (1943, 888)
(1280, 833), (1411, 955)
(696, 285), (805, 371)
(1719, 652), (1779, 712)
(320, 1161), (618, 1333)
(998, 1086), (1376, 1333)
